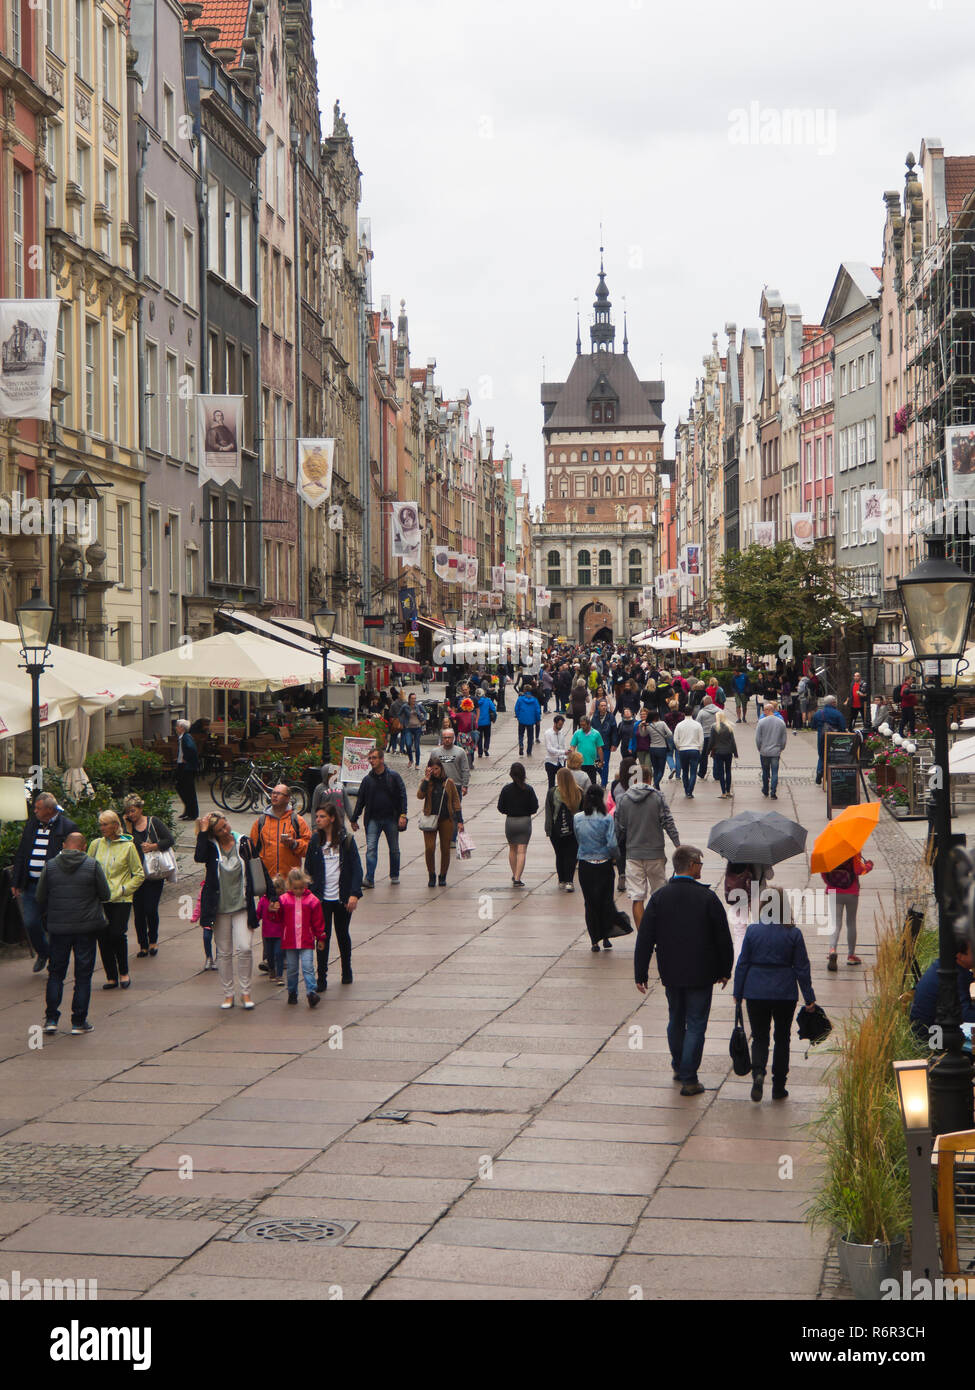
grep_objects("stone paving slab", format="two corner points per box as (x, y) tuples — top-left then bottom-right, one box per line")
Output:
(605, 1253), (826, 1295)
(367, 1278), (575, 1301)
(135, 1144), (316, 1173)
(0, 1213), (224, 1257)
(175, 1242), (401, 1283)
(143, 1275), (374, 1300)
(426, 1216), (632, 1256)
(394, 1241), (612, 1291)
(0, 1253), (181, 1290)
(628, 1218), (829, 1258)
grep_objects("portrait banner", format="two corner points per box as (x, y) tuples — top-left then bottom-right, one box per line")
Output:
(791, 512), (815, 550)
(753, 521), (776, 547)
(391, 501), (422, 567)
(946, 426), (975, 502)
(0, 300), (60, 420)
(491, 566), (505, 592)
(297, 439), (335, 509)
(198, 394), (243, 488)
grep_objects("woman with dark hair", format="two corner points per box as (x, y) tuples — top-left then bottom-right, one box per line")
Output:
(573, 783), (631, 951)
(194, 812), (265, 1009)
(307, 800), (363, 988)
(417, 755), (463, 887)
(497, 762), (539, 887)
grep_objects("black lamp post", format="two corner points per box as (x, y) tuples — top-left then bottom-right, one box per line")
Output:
(898, 534), (975, 1137)
(312, 600), (337, 764)
(16, 586), (55, 774)
(858, 595), (881, 728)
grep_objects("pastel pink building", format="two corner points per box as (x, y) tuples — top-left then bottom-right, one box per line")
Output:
(799, 328), (835, 545)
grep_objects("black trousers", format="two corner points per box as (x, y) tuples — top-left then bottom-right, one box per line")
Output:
(46, 932), (97, 1025)
(175, 767), (199, 818)
(552, 835), (577, 884)
(97, 902), (132, 982)
(133, 877), (165, 948)
(577, 860), (619, 943)
(745, 998), (797, 1086)
(317, 900), (352, 986)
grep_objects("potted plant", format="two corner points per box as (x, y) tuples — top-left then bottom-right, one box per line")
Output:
(807, 931), (915, 1298)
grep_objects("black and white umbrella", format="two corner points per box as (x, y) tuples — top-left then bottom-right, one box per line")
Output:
(707, 810), (807, 866)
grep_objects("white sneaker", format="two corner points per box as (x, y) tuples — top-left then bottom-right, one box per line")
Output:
(565, 882), (575, 892)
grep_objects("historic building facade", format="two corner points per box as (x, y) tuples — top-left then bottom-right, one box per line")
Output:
(534, 259), (664, 642)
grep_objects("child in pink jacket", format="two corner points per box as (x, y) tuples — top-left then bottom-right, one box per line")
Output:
(278, 867), (326, 1007)
(258, 874), (286, 985)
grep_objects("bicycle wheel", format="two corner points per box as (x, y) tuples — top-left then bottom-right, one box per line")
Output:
(221, 777), (255, 813)
(287, 783), (308, 815)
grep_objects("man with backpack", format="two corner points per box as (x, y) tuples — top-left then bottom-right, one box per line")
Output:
(249, 785), (311, 884)
(615, 767), (680, 928)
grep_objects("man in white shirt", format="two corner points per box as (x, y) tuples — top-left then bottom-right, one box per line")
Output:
(544, 714), (569, 790)
(674, 712), (705, 798)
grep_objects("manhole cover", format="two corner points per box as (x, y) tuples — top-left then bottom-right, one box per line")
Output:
(233, 1218), (356, 1244)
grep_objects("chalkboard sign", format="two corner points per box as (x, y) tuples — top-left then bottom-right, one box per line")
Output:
(827, 763), (861, 817)
(825, 731), (861, 767)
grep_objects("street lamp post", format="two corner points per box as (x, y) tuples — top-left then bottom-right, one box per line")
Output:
(898, 533), (975, 1137)
(16, 587), (55, 774)
(858, 595), (881, 728)
(892, 1059), (939, 1283)
(312, 600), (337, 765)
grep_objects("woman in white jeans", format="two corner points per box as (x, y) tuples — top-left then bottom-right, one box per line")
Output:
(194, 814), (266, 1010)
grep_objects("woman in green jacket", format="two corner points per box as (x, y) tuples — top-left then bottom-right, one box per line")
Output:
(89, 809), (145, 990)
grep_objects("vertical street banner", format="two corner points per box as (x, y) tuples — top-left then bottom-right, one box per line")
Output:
(491, 565), (505, 592)
(860, 490), (885, 536)
(198, 394), (243, 488)
(391, 501), (422, 567)
(665, 570), (680, 597)
(464, 555), (479, 588)
(677, 549), (692, 588)
(655, 574), (667, 597)
(516, 572), (529, 596)
(341, 736), (378, 787)
(686, 544), (701, 576)
(447, 551), (460, 584)
(297, 438), (335, 508)
(791, 512), (814, 549)
(434, 546), (450, 581)
(0, 300), (60, 419)
(753, 521), (775, 547)
(946, 426), (975, 501)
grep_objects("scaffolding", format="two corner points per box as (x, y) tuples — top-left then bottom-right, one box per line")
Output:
(903, 192), (975, 572)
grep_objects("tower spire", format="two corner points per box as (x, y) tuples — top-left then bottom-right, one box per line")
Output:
(590, 246), (615, 354)
(623, 297), (629, 357)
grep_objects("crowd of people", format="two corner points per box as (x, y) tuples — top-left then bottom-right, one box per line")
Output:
(11, 638), (897, 1102)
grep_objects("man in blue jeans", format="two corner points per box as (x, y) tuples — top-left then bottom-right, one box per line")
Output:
(755, 702), (788, 799)
(633, 844), (733, 1096)
(10, 792), (79, 973)
(350, 747), (408, 887)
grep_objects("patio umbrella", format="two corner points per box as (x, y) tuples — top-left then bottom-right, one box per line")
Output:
(707, 810), (808, 866)
(810, 803), (881, 874)
(0, 674), (77, 739)
(129, 629), (348, 688)
(0, 620), (161, 715)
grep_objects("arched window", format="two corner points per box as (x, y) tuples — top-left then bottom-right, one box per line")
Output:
(592, 476), (599, 495)
(644, 477), (652, 495)
(628, 548), (642, 585)
(628, 450), (636, 461)
(616, 450), (624, 461)
(631, 474), (639, 495)
(558, 476), (568, 498)
(559, 453), (567, 463)
(570, 451), (578, 463)
(598, 549), (613, 584)
(618, 474), (626, 494)
(605, 475), (614, 494)
(577, 550), (591, 585)
(547, 549), (561, 586)
(581, 450), (588, 462)
(605, 404), (615, 423)
(592, 450), (600, 462)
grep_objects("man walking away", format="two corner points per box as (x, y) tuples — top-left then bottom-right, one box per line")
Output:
(10, 791), (79, 973)
(434, 725), (471, 847)
(616, 767), (680, 928)
(695, 696), (718, 781)
(755, 702), (788, 799)
(810, 694), (847, 785)
(38, 833), (109, 1035)
(514, 686), (542, 756)
(673, 709), (704, 798)
(634, 844), (733, 1096)
(175, 718), (200, 820)
(351, 747), (408, 887)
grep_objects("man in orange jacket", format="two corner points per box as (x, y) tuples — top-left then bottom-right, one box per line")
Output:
(249, 785), (311, 883)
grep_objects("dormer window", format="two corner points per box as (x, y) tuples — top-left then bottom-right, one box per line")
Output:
(592, 404), (603, 423)
(605, 404), (615, 423)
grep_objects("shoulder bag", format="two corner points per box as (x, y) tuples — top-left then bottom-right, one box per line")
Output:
(418, 784), (447, 832)
(142, 818), (179, 883)
(729, 1001), (752, 1076)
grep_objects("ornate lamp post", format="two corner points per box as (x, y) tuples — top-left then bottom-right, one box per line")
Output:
(898, 534), (975, 1137)
(16, 587), (54, 774)
(858, 595), (881, 727)
(312, 601), (337, 764)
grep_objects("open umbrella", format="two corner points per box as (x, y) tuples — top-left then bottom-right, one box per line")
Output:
(707, 810), (808, 866)
(810, 803), (881, 874)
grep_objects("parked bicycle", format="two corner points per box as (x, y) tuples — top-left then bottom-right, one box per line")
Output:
(214, 761), (308, 815)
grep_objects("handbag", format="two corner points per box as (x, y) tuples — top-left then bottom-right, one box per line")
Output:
(730, 1001), (752, 1075)
(456, 828), (475, 859)
(418, 784), (447, 832)
(142, 819), (178, 883)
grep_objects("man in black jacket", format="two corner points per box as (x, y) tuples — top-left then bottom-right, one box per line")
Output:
(174, 719), (200, 820)
(350, 747), (407, 888)
(10, 792), (79, 973)
(37, 833), (110, 1035)
(634, 844), (733, 1096)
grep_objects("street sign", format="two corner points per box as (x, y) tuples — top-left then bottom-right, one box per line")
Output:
(363, 615), (384, 629)
(873, 642), (906, 657)
(403, 635), (416, 647)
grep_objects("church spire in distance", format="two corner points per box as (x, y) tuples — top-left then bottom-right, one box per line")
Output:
(590, 243), (616, 354)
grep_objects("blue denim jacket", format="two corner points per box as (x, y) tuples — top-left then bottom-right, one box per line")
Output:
(573, 811), (618, 862)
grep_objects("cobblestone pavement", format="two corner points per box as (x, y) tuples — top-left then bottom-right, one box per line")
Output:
(0, 697), (920, 1300)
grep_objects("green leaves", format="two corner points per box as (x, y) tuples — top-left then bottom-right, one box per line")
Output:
(712, 542), (855, 657)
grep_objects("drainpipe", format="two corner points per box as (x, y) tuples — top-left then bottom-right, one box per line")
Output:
(359, 276), (371, 627)
(134, 118), (149, 635)
(291, 129), (303, 618)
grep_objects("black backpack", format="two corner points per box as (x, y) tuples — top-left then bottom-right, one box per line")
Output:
(553, 799), (576, 839)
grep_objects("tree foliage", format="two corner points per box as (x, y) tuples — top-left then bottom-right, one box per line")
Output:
(712, 542), (854, 658)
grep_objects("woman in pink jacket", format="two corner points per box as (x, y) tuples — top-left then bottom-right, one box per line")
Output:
(278, 867), (325, 1007)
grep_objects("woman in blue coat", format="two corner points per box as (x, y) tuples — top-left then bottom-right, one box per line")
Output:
(733, 886), (817, 1102)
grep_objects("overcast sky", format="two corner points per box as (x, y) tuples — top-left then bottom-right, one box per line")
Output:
(312, 0), (974, 507)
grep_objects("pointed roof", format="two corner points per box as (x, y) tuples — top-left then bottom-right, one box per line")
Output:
(183, 0), (250, 61)
(542, 352), (664, 435)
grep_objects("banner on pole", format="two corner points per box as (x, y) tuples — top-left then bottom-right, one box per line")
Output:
(0, 300), (60, 420)
(297, 438), (335, 508)
(198, 394), (243, 488)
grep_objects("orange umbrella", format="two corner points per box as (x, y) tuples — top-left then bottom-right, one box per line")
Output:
(810, 802), (881, 874)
